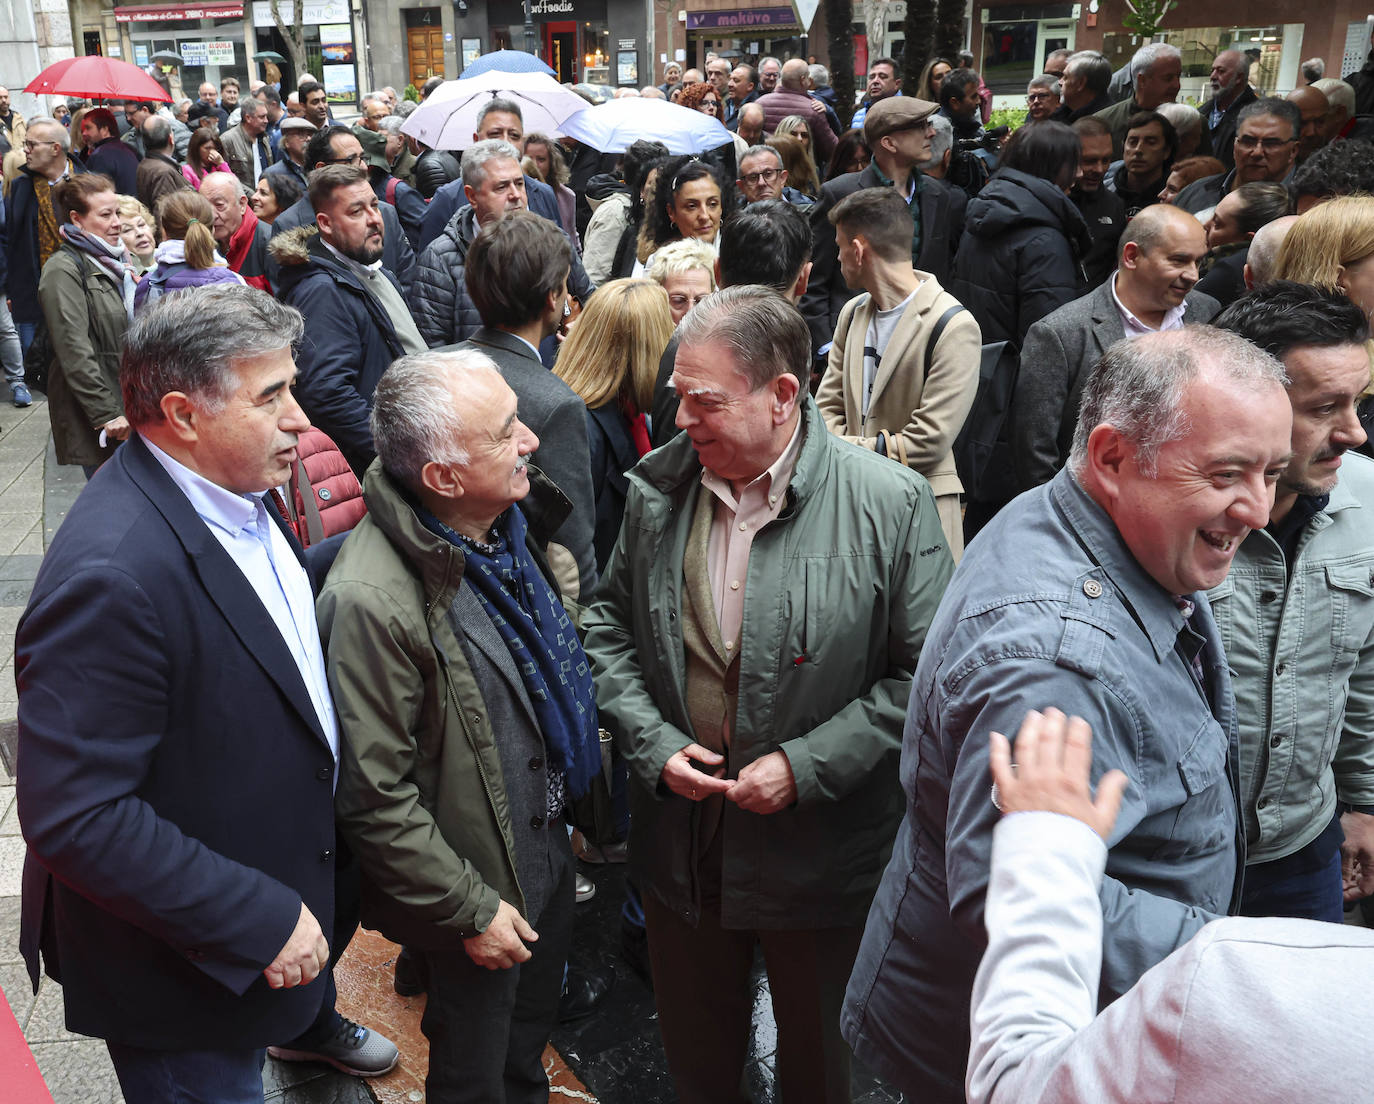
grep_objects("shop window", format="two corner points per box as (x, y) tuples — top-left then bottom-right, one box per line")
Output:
(582, 23), (610, 84)
(980, 21), (1039, 93)
(1102, 25), (1285, 95)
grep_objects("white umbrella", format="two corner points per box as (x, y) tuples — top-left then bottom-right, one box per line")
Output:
(560, 97), (733, 154)
(400, 71), (588, 151)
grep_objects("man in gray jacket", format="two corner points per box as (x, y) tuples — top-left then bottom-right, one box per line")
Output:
(843, 325), (1293, 1103)
(1010, 203), (1219, 494)
(1210, 281), (1374, 920)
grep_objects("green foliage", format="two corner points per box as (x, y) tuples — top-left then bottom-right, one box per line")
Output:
(990, 105), (1028, 131)
(1121, 0), (1177, 39)
(404, 83), (420, 103)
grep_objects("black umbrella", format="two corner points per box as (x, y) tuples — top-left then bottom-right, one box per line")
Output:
(253, 50), (287, 63)
(149, 50), (183, 65)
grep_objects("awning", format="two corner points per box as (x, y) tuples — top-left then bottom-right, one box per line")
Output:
(114, 3), (245, 22)
(685, 6), (801, 32)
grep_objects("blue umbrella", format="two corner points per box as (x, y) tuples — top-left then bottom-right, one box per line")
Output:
(460, 50), (556, 79)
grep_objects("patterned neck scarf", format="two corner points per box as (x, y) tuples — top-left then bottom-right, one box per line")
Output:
(421, 503), (602, 798)
(59, 224), (138, 322)
(34, 172), (64, 268)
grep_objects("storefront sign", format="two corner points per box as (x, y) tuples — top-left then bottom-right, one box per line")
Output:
(685, 6), (799, 30)
(206, 40), (236, 64)
(115, 3), (243, 21)
(180, 40), (209, 65)
(529, 0), (576, 14)
(250, 0), (349, 26)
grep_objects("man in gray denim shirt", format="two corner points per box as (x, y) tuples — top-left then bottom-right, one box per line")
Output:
(841, 325), (1294, 1102)
(1212, 282), (1374, 921)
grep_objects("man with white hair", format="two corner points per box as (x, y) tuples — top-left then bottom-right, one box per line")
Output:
(1198, 49), (1256, 171)
(321, 346), (601, 1102)
(1092, 42), (1183, 157)
(1311, 78), (1372, 144)
(1054, 50), (1113, 123)
(1025, 74), (1060, 121)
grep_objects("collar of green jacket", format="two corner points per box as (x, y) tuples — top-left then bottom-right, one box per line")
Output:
(358, 456), (574, 608)
(634, 393), (826, 509)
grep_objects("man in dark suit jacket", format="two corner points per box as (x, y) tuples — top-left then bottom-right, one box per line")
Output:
(1010, 204), (1221, 493)
(447, 212), (599, 604)
(800, 96), (963, 359)
(13, 286), (396, 1099)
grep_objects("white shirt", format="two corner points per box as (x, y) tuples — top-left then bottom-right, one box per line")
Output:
(1110, 269), (1189, 337)
(143, 436), (340, 765)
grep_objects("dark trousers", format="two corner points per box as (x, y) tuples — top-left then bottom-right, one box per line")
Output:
(1240, 813), (1345, 923)
(642, 890), (864, 1104)
(418, 831), (575, 1104)
(107, 1042), (267, 1104)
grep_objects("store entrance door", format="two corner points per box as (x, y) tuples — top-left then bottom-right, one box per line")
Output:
(408, 26), (446, 85)
(544, 21), (577, 83)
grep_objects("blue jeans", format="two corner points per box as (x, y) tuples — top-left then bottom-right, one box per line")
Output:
(17, 320), (36, 357)
(1240, 814), (1345, 923)
(106, 1041), (267, 1104)
(0, 297), (21, 389)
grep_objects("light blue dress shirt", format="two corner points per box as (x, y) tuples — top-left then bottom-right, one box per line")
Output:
(142, 435), (340, 766)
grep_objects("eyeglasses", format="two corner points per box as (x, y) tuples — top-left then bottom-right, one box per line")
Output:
(668, 292), (711, 312)
(701, 99), (719, 110)
(741, 168), (781, 185)
(22, 140), (57, 151)
(323, 152), (366, 165)
(1235, 135), (1295, 152)
(1026, 91), (1055, 102)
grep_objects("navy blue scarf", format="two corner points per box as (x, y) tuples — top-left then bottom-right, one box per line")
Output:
(421, 504), (601, 798)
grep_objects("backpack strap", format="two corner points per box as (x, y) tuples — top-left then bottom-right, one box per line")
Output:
(925, 303), (966, 377)
(385, 176), (400, 206)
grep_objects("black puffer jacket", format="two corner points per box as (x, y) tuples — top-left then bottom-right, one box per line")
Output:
(409, 205), (596, 364)
(950, 168), (1090, 347)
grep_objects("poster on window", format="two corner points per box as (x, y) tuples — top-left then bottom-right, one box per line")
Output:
(134, 44), (150, 67)
(180, 41), (209, 66)
(206, 41), (236, 65)
(320, 24), (354, 63)
(617, 50), (638, 85)
(323, 63), (357, 102)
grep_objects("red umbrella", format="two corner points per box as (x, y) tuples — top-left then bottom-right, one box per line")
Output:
(24, 55), (171, 103)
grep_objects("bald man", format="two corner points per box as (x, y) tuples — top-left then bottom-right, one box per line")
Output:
(1287, 85), (1329, 162)
(755, 57), (837, 162)
(1244, 214), (1298, 289)
(1010, 204), (1222, 491)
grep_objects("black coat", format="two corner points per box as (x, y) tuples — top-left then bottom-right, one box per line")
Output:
(6, 161), (85, 323)
(800, 165), (966, 357)
(949, 167), (1090, 347)
(1197, 85), (1258, 172)
(273, 226), (412, 474)
(268, 193), (416, 298)
(585, 401), (641, 573)
(412, 148), (460, 199)
(1072, 183), (1126, 290)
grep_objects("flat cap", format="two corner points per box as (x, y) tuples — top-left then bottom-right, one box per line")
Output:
(863, 96), (937, 143)
(279, 116), (318, 133)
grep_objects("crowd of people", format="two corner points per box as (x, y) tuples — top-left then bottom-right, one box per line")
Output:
(8, 33), (1374, 1104)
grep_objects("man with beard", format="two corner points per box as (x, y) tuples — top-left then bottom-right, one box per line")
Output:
(271, 164), (427, 473)
(1211, 282), (1374, 922)
(1198, 50), (1257, 172)
(1071, 117), (1126, 288)
(1105, 110), (1176, 217)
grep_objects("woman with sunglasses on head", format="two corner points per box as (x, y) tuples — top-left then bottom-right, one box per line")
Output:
(641, 154), (733, 272)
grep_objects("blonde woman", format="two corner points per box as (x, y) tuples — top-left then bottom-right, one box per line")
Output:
(644, 237), (717, 324)
(553, 278), (674, 569)
(1273, 195), (1374, 439)
(116, 196), (157, 275)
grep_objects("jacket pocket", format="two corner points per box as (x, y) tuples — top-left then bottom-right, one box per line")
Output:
(1326, 560), (1374, 655)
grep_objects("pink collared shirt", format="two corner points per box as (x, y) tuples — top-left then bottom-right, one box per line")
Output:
(700, 416), (805, 658)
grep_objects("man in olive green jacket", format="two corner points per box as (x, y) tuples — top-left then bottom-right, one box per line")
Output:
(319, 349), (595, 1104)
(583, 286), (953, 1104)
